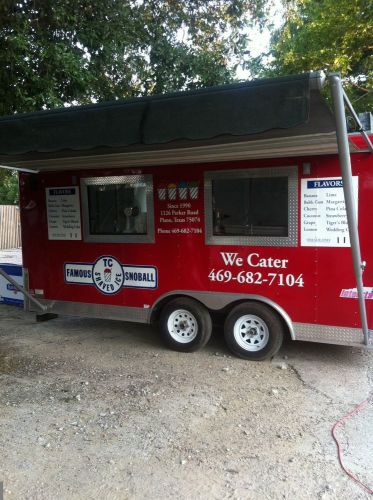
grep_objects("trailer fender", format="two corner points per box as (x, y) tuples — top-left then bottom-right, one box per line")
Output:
(150, 291), (295, 340)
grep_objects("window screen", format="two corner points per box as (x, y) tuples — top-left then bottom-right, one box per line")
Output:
(205, 166), (298, 247)
(212, 177), (288, 237)
(81, 175), (154, 243)
(88, 182), (147, 235)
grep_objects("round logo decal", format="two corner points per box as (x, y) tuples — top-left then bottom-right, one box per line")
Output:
(92, 256), (124, 295)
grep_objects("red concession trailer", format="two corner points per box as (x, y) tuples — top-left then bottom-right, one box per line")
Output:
(0, 72), (372, 360)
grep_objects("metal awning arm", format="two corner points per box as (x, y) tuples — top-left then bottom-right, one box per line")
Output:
(342, 90), (373, 153)
(0, 268), (47, 312)
(329, 74), (370, 345)
(0, 164), (39, 173)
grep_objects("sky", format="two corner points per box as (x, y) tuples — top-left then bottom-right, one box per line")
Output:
(237, 0), (284, 79)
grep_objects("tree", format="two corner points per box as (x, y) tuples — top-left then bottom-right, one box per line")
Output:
(0, 0), (268, 116)
(0, 1), (270, 204)
(0, 170), (19, 205)
(264, 0), (373, 112)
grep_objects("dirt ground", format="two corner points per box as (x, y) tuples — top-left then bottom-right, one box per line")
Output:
(0, 304), (372, 500)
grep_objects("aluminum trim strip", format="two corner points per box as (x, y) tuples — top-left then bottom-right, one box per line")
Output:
(30, 299), (149, 323)
(293, 322), (373, 347)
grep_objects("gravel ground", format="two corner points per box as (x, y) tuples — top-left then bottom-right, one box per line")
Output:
(0, 304), (372, 500)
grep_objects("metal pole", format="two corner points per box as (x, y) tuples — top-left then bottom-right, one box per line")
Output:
(342, 90), (373, 153)
(0, 268), (48, 312)
(0, 164), (39, 174)
(329, 74), (370, 345)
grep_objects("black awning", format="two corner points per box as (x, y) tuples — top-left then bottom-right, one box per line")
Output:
(0, 73), (318, 157)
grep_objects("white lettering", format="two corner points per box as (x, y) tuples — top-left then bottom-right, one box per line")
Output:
(247, 253), (288, 269)
(220, 252), (240, 266)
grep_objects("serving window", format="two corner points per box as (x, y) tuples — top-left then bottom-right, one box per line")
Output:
(81, 175), (154, 243)
(205, 166), (298, 246)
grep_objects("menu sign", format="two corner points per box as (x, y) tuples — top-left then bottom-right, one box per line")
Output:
(301, 177), (358, 247)
(46, 187), (82, 240)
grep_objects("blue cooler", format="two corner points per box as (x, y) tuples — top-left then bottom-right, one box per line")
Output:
(0, 263), (24, 306)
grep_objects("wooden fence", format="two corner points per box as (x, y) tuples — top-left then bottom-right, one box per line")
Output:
(0, 205), (21, 249)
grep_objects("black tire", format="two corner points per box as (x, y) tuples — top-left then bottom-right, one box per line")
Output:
(159, 298), (212, 352)
(224, 302), (284, 361)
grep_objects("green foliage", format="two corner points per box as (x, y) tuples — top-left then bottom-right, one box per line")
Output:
(0, 170), (19, 205)
(0, 0), (268, 116)
(0, 0), (269, 203)
(265, 0), (373, 112)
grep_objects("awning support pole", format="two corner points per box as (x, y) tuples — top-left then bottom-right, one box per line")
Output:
(329, 74), (370, 345)
(0, 268), (47, 312)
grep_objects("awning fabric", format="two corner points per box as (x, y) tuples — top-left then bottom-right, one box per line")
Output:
(0, 72), (338, 170)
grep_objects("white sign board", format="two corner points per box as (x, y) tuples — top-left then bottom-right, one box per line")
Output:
(64, 260), (158, 291)
(301, 177), (358, 247)
(0, 264), (23, 306)
(46, 187), (82, 240)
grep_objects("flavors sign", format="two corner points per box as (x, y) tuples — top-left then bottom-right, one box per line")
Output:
(301, 177), (358, 247)
(46, 187), (82, 240)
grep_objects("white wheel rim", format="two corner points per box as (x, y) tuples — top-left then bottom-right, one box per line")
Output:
(167, 309), (198, 343)
(233, 314), (269, 351)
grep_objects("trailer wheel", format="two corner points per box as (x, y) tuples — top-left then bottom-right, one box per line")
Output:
(159, 298), (212, 352)
(224, 302), (284, 360)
